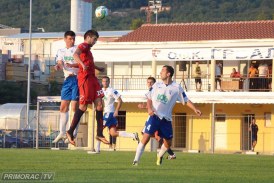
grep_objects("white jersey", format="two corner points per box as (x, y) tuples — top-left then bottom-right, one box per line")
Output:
(56, 45), (78, 78)
(103, 87), (121, 113)
(147, 81), (189, 121)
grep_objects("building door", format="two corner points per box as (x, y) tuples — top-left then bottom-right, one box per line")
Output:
(173, 113), (186, 148)
(241, 114), (254, 151)
(214, 114), (227, 150)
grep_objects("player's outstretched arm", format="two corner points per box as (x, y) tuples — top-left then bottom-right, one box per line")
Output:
(147, 99), (154, 116)
(65, 63), (79, 68)
(55, 60), (63, 71)
(114, 97), (123, 117)
(95, 65), (105, 72)
(73, 48), (86, 70)
(186, 100), (202, 116)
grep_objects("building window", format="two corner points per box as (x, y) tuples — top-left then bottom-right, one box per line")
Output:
(116, 111), (126, 131)
(173, 113), (186, 148)
(215, 114), (226, 122)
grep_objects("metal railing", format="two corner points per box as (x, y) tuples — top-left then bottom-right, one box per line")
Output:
(5, 54), (273, 92)
(1, 112), (271, 154)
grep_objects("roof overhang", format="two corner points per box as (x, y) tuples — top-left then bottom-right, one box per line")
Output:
(38, 92), (274, 104)
(121, 91), (274, 104)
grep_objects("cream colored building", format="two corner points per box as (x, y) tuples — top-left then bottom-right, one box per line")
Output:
(34, 21), (274, 154)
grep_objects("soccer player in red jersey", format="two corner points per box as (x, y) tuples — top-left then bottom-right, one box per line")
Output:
(66, 30), (108, 146)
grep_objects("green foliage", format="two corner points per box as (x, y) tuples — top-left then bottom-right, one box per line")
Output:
(0, 81), (26, 104)
(0, 81), (37, 104)
(257, 10), (268, 20)
(48, 81), (62, 96)
(130, 18), (144, 30)
(0, 0), (273, 32)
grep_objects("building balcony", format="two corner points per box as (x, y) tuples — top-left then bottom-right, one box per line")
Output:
(96, 75), (272, 93)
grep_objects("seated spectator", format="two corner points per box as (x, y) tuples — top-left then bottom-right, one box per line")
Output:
(230, 68), (241, 78)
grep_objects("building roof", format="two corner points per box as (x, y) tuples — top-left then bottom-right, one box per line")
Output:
(38, 92), (274, 104)
(116, 20), (274, 42)
(0, 103), (26, 118)
(0, 24), (13, 29)
(0, 103), (26, 129)
(0, 28), (21, 37)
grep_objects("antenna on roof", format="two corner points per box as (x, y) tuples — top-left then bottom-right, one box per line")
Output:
(37, 27), (45, 32)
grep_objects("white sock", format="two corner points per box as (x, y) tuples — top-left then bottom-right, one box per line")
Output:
(158, 143), (168, 158)
(134, 142), (145, 162)
(96, 141), (101, 152)
(59, 112), (68, 135)
(118, 131), (134, 138)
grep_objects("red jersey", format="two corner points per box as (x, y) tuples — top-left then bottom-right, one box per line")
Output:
(77, 42), (95, 80)
(77, 42), (103, 104)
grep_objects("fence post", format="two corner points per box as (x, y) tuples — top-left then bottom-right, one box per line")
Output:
(211, 103), (215, 153)
(190, 115), (193, 150)
(122, 75), (124, 92)
(36, 101), (40, 149)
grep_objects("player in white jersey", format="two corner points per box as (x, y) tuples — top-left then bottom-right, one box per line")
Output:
(139, 77), (176, 160)
(133, 65), (202, 166)
(95, 76), (139, 153)
(52, 31), (80, 143)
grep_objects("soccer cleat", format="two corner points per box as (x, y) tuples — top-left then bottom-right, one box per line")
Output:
(96, 136), (110, 144)
(156, 156), (163, 166)
(133, 132), (140, 144)
(132, 161), (138, 166)
(66, 131), (75, 146)
(166, 154), (176, 160)
(87, 150), (100, 154)
(52, 133), (66, 143)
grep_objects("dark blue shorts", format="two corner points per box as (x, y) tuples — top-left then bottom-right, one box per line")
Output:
(143, 115), (173, 139)
(61, 75), (79, 101)
(103, 112), (117, 129)
(252, 135), (257, 142)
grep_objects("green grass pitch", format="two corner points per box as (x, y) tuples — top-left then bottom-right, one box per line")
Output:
(0, 149), (274, 183)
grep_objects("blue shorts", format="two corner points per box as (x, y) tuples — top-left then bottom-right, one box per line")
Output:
(61, 75), (79, 101)
(141, 116), (150, 134)
(103, 112), (117, 129)
(144, 115), (173, 139)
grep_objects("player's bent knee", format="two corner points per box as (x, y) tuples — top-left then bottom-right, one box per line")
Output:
(60, 106), (69, 113)
(79, 105), (87, 112)
(141, 134), (150, 145)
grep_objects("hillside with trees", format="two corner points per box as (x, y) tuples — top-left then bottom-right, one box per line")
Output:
(0, 0), (273, 32)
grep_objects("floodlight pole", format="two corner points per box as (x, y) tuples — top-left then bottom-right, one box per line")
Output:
(155, 9), (158, 24)
(26, 0), (32, 129)
(149, 0), (162, 24)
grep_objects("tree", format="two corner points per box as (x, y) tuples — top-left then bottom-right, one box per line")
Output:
(130, 18), (144, 30)
(48, 81), (62, 96)
(256, 10), (267, 20)
(0, 81), (37, 104)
